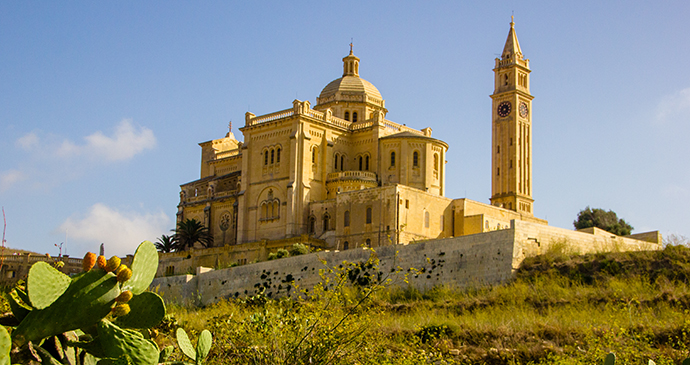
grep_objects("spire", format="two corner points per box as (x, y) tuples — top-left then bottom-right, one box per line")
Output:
(342, 43), (360, 77)
(501, 16), (523, 60)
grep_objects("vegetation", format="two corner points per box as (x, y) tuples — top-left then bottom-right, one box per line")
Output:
(268, 243), (311, 260)
(155, 234), (177, 253)
(574, 206), (634, 236)
(0, 241), (217, 365)
(174, 219), (214, 251)
(157, 245), (690, 364)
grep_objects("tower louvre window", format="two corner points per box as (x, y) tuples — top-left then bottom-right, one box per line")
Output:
(276, 148), (281, 163)
(353, 112), (358, 123)
(365, 155), (369, 170)
(344, 111), (350, 121)
(264, 151), (269, 165)
(390, 152), (396, 167)
(344, 210), (350, 227)
(270, 149), (274, 164)
(366, 207), (372, 224)
(413, 151), (419, 167)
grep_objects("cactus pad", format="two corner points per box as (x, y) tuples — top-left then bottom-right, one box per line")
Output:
(196, 329), (212, 363)
(176, 328), (196, 361)
(27, 261), (72, 310)
(604, 353), (616, 365)
(0, 326), (10, 365)
(113, 292), (165, 329)
(8, 290), (32, 322)
(12, 269), (120, 347)
(97, 319), (159, 365)
(122, 241), (158, 295)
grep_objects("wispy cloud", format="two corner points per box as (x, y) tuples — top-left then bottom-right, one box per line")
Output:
(0, 170), (27, 192)
(59, 203), (170, 257)
(1, 119), (156, 193)
(655, 87), (690, 125)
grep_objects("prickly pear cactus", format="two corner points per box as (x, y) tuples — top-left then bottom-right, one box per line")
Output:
(604, 353), (616, 365)
(176, 328), (212, 365)
(113, 291), (165, 329)
(122, 241), (158, 295)
(97, 319), (159, 365)
(27, 261), (72, 310)
(0, 326), (10, 365)
(12, 267), (121, 347)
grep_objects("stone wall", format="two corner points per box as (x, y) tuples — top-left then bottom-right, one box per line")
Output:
(151, 219), (661, 307)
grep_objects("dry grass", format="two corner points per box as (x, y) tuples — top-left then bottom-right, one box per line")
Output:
(157, 245), (690, 364)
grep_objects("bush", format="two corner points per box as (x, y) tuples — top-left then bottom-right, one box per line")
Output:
(289, 243), (310, 256)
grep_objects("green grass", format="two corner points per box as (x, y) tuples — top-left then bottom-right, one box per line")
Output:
(153, 245), (690, 364)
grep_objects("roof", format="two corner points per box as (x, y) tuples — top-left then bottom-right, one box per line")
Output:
(318, 75), (383, 101)
(379, 131), (449, 148)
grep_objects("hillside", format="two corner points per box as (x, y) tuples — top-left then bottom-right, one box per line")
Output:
(154, 245), (690, 364)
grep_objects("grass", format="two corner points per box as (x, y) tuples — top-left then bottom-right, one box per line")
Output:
(152, 245), (690, 364)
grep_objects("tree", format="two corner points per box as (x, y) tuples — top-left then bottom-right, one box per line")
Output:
(173, 218), (213, 250)
(573, 206), (633, 236)
(155, 234), (176, 253)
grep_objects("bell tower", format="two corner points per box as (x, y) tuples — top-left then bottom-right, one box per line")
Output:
(490, 17), (534, 215)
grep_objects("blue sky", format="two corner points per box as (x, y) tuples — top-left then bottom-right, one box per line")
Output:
(1, 1), (688, 257)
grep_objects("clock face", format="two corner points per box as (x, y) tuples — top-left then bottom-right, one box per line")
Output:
(519, 102), (529, 118)
(497, 101), (512, 117)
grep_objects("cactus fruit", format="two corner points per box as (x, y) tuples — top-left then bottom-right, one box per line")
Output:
(112, 304), (131, 317)
(97, 255), (107, 270)
(27, 261), (71, 310)
(117, 267), (133, 283)
(116, 291), (133, 303)
(106, 256), (122, 273)
(116, 264), (128, 275)
(113, 292), (165, 329)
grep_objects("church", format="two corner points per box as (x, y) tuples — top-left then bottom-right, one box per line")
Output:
(176, 19), (547, 255)
(173, 20), (560, 260)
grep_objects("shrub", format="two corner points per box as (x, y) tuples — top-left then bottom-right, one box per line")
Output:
(289, 243), (310, 256)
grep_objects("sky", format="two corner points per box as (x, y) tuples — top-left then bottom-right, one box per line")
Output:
(1, 1), (689, 257)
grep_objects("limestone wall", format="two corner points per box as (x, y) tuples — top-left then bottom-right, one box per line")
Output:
(152, 228), (517, 306)
(151, 220), (661, 307)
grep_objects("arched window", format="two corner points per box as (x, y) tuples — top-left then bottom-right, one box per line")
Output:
(358, 156), (363, 171)
(334, 153), (339, 170)
(433, 154), (439, 171)
(365, 155), (369, 171)
(413, 151), (419, 167)
(276, 148), (281, 163)
(261, 203), (267, 219)
(497, 145), (500, 154)
(323, 213), (331, 231)
(343, 241), (349, 250)
(344, 111), (350, 121)
(272, 201), (279, 218)
(341, 155), (345, 170)
(270, 149), (275, 164)
(365, 238), (371, 247)
(390, 152), (396, 167)
(344, 210), (350, 227)
(366, 207), (372, 224)
(308, 215), (316, 234)
(424, 211), (430, 228)
(264, 151), (269, 165)
(312, 147), (317, 164)
(352, 112), (358, 123)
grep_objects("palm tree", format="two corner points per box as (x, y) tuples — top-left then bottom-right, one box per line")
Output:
(172, 218), (213, 250)
(155, 234), (176, 253)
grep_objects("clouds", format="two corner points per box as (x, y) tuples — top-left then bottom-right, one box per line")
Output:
(1, 119), (156, 192)
(54, 120), (156, 162)
(59, 203), (170, 257)
(655, 87), (690, 125)
(0, 170), (27, 192)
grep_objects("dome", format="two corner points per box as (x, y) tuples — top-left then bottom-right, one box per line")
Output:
(318, 75), (383, 101)
(315, 49), (385, 107)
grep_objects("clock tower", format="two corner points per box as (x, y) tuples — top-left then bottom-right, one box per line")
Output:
(490, 17), (534, 215)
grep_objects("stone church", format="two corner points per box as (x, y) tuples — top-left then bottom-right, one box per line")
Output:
(175, 19), (550, 259)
